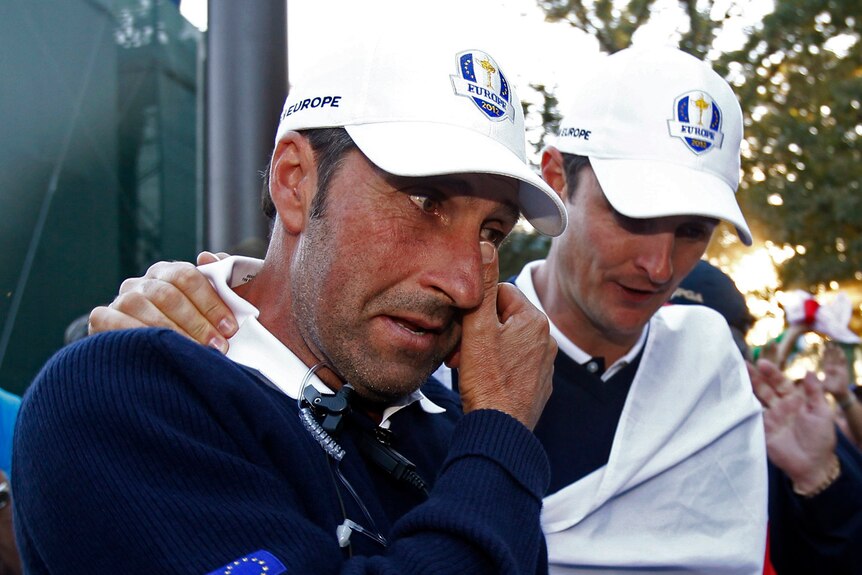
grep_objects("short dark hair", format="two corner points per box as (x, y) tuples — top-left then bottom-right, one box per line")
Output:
(261, 127), (357, 219)
(559, 153), (591, 203)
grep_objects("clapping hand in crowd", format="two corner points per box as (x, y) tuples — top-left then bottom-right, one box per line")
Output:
(747, 359), (840, 496)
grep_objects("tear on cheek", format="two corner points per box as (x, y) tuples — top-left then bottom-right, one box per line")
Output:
(480, 241), (495, 264)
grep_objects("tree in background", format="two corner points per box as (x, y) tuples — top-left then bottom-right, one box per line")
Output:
(507, 83), (562, 273)
(522, 0), (862, 292)
(499, 230), (552, 280)
(537, 0), (721, 57)
(718, 0), (861, 288)
(523, 83), (563, 157)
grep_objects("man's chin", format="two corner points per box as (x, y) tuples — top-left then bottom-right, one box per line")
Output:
(355, 379), (429, 404)
(345, 359), (440, 400)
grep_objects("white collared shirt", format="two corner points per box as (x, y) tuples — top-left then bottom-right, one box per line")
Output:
(199, 256), (446, 428)
(514, 260), (647, 381)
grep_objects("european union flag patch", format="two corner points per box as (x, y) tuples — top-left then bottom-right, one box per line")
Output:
(206, 550), (286, 575)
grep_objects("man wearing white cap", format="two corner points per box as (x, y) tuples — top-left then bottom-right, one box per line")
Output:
(13, 33), (564, 574)
(519, 46), (768, 574)
(532, 46), (861, 574)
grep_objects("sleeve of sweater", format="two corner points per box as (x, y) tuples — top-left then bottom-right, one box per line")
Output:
(768, 430), (862, 574)
(13, 328), (549, 575)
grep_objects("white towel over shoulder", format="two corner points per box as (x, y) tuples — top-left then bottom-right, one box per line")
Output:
(543, 305), (767, 575)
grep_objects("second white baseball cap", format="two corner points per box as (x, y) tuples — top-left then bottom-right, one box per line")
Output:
(554, 46), (752, 245)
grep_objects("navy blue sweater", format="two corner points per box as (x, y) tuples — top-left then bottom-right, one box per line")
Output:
(14, 329), (550, 574)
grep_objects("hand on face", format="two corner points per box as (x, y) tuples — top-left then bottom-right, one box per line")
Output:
(88, 253), (238, 353)
(451, 241), (556, 430)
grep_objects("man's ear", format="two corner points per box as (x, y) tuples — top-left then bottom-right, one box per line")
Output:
(540, 146), (568, 202)
(269, 132), (317, 234)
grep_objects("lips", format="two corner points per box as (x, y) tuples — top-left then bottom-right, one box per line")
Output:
(621, 284), (660, 295)
(391, 315), (445, 336)
(616, 282), (667, 304)
(395, 320), (428, 336)
(382, 310), (456, 346)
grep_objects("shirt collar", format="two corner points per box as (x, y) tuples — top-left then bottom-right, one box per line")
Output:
(199, 256), (445, 424)
(515, 260), (648, 382)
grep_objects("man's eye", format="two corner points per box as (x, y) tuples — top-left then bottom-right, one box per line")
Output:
(481, 227), (507, 247)
(409, 194), (441, 213)
(677, 222), (715, 240)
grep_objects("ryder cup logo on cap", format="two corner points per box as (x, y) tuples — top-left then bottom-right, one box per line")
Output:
(668, 91), (725, 154)
(550, 46), (752, 246)
(450, 51), (515, 123)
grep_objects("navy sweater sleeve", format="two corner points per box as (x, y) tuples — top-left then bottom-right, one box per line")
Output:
(768, 430), (862, 574)
(13, 329), (549, 575)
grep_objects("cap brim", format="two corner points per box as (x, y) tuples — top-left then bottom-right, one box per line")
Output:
(589, 157), (752, 246)
(346, 122), (566, 236)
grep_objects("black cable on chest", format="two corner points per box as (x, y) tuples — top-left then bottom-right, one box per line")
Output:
(300, 375), (428, 496)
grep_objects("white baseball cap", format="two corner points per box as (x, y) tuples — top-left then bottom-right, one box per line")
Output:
(275, 33), (567, 237)
(553, 46), (752, 245)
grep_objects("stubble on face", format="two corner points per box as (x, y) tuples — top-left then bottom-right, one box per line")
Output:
(288, 167), (460, 403)
(283, 148), (519, 402)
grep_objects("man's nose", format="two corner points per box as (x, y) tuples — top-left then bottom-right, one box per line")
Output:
(420, 231), (485, 310)
(634, 231), (675, 286)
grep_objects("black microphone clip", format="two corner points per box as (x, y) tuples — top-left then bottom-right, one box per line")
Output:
(301, 384), (355, 435)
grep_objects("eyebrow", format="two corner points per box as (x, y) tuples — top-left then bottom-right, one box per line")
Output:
(381, 171), (472, 195)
